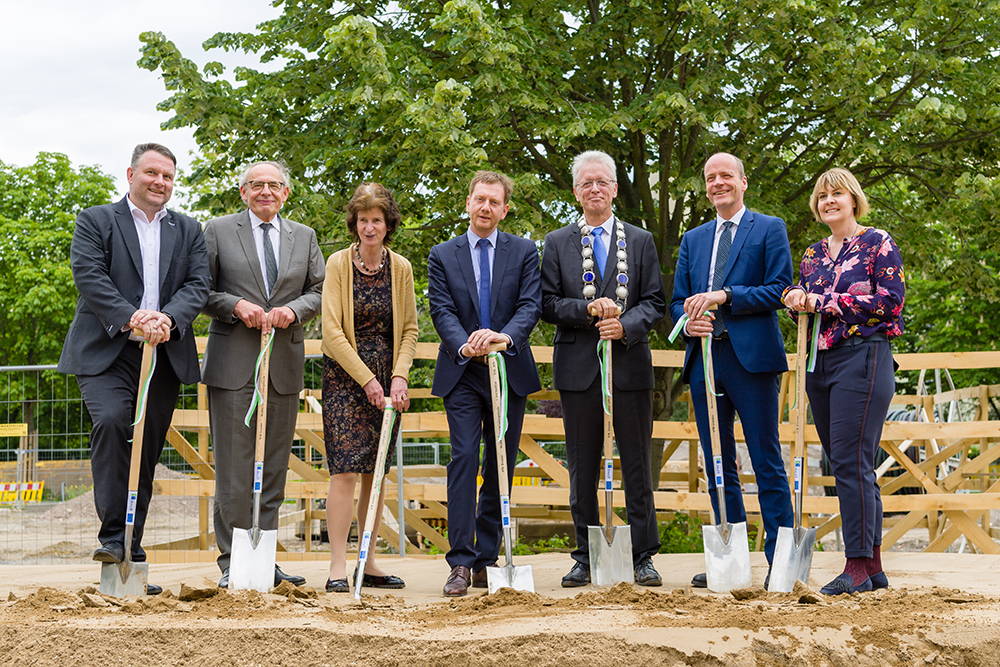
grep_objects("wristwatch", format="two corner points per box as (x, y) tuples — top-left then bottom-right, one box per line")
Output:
(723, 286), (733, 305)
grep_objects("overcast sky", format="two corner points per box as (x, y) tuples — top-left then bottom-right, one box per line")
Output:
(1, 0), (281, 199)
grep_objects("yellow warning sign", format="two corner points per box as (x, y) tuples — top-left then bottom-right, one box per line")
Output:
(0, 423), (28, 437)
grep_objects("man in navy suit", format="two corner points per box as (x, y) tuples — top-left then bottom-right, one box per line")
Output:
(428, 171), (542, 597)
(670, 152), (794, 588)
(59, 143), (210, 594)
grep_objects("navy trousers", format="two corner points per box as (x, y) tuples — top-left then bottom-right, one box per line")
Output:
(442, 361), (527, 572)
(689, 337), (793, 562)
(808, 340), (895, 559)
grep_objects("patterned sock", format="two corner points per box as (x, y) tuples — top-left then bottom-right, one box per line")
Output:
(843, 557), (869, 584)
(868, 547), (883, 575)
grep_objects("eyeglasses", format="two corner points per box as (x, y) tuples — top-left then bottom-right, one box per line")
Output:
(576, 179), (614, 191)
(246, 180), (285, 192)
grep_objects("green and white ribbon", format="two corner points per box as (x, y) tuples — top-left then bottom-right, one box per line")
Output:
(807, 313), (820, 373)
(488, 351), (509, 443)
(668, 312), (721, 397)
(130, 347), (158, 429)
(597, 338), (612, 414)
(243, 331), (275, 427)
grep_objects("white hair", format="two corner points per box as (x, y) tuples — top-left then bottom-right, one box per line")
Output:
(571, 151), (616, 186)
(239, 161), (292, 193)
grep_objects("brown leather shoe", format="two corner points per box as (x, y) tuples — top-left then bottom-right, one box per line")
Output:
(443, 565), (472, 597)
(471, 563), (496, 589)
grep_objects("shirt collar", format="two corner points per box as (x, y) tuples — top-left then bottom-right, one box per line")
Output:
(592, 214), (615, 236)
(250, 210), (282, 231)
(716, 206), (746, 231)
(126, 194), (168, 225)
(467, 227), (499, 248)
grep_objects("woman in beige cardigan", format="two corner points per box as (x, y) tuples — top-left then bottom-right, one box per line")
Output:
(321, 183), (418, 592)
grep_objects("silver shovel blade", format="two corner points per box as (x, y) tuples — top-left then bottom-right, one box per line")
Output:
(230, 527), (277, 592)
(588, 525), (634, 587)
(486, 564), (535, 594)
(767, 526), (817, 592)
(703, 522), (752, 592)
(99, 561), (149, 597)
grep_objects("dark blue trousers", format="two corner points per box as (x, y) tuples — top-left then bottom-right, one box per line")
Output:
(689, 338), (793, 562)
(807, 340), (895, 559)
(442, 362), (527, 571)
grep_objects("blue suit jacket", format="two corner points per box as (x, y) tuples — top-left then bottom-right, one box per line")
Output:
(669, 209), (792, 383)
(428, 231), (542, 398)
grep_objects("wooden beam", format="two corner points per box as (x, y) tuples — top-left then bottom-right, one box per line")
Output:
(165, 428), (215, 480)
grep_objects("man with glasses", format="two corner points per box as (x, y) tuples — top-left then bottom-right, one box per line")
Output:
(669, 152), (794, 589)
(201, 161), (325, 589)
(540, 150), (667, 587)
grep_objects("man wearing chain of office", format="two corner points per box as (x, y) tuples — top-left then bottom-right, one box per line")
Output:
(540, 150), (667, 587)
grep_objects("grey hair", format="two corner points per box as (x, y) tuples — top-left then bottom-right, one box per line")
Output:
(239, 161), (292, 193)
(571, 151), (616, 186)
(131, 143), (177, 168)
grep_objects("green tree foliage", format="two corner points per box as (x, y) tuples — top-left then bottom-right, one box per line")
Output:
(0, 153), (116, 366)
(138, 0), (1000, 398)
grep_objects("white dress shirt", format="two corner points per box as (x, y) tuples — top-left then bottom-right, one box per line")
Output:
(250, 211), (282, 293)
(126, 195), (167, 339)
(706, 205), (745, 289)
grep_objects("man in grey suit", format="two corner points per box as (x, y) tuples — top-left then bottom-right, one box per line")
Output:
(59, 143), (210, 595)
(201, 161), (325, 588)
(540, 150), (667, 587)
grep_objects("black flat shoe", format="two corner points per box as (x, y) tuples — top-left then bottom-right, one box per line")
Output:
(145, 583), (163, 596)
(691, 572), (707, 588)
(353, 566), (405, 589)
(325, 578), (350, 593)
(819, 573), (872, 596)
(274, 565), (306, 587)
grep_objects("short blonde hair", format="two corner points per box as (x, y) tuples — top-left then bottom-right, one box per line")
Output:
(810, 167), (870, 222)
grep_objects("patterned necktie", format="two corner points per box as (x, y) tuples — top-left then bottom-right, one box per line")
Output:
(477, 237), (491, 330)
(711, 220), (733, 336)
(260, 222), (278, 295)
(591, 227), (607, 280)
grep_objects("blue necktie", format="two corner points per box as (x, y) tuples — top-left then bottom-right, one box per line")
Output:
(477, 237), (491, 330)
(711, 221), (733, 336)
(592, 227), (607, 280)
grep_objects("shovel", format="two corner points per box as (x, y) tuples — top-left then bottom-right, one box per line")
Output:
(701, 323), (752, 593)
(587, 305), (634, 587)
(353, 397), (396, 600)
(768, 314), (817, 592)
(100, 330), (153, 597)
(230, 329), (278, 592)
(485, 342), (534, 594)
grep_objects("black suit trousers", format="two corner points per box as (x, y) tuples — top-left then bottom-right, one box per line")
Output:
(77, 341), (181, 560)
(561, 374), (660, 566)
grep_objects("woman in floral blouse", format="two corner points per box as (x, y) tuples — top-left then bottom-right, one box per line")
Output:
(782, 167), (905, 595)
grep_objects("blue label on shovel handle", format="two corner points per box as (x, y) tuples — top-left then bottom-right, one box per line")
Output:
(253, 462), (263, 493)
(358, 532), (371, 561)
(501, 496), (511, 528)
(794, 458), (803, 493)
(604, 460), (613, 491)
(125, 490), (138, 526)
(713, 455), (724, 488)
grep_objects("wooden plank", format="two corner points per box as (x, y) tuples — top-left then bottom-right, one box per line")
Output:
(164, 428), (215, 481)
(881, 511), (928, 550)
(517, 435), (571, 489)
(403, 507), (450, 552)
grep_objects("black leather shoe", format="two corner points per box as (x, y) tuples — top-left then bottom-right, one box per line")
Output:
(634, 556), (662, 586)
(218, 568), (230, 589)
(691, 572), (707, 588)
(145, 583), (163, 596)
(274, 565), (306, 587)
(92, 542), (125, 564)
(561, 561), (591, 587)
(325, 578), (349, 593)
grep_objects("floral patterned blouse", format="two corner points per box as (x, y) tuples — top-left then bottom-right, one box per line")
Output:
(785, 227), (905, 350)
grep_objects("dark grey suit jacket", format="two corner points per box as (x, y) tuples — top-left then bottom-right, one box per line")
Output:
(540, 218), (666, 392)
(200, 210), (324, 395)
(58, 197), (210, 384)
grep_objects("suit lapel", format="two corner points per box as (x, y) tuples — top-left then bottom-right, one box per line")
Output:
(599, 218), (619, 298)
(236, 211), (268, 297)
(274, 216), (295, 295)
(454, 235), (479, 322)
(158, 211), (179, 295)
(490, 232), (512, 317)
(114, 198), (144, 280)
(722, 211), (754, 285)
(692, 220), (715, 293)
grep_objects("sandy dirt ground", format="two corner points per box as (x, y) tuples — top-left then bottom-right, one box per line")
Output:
(3, 551), (1000, 666)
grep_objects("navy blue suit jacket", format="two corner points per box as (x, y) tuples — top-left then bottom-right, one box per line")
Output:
(670, 209), (792, 383)
(428, 231), (542, 398)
